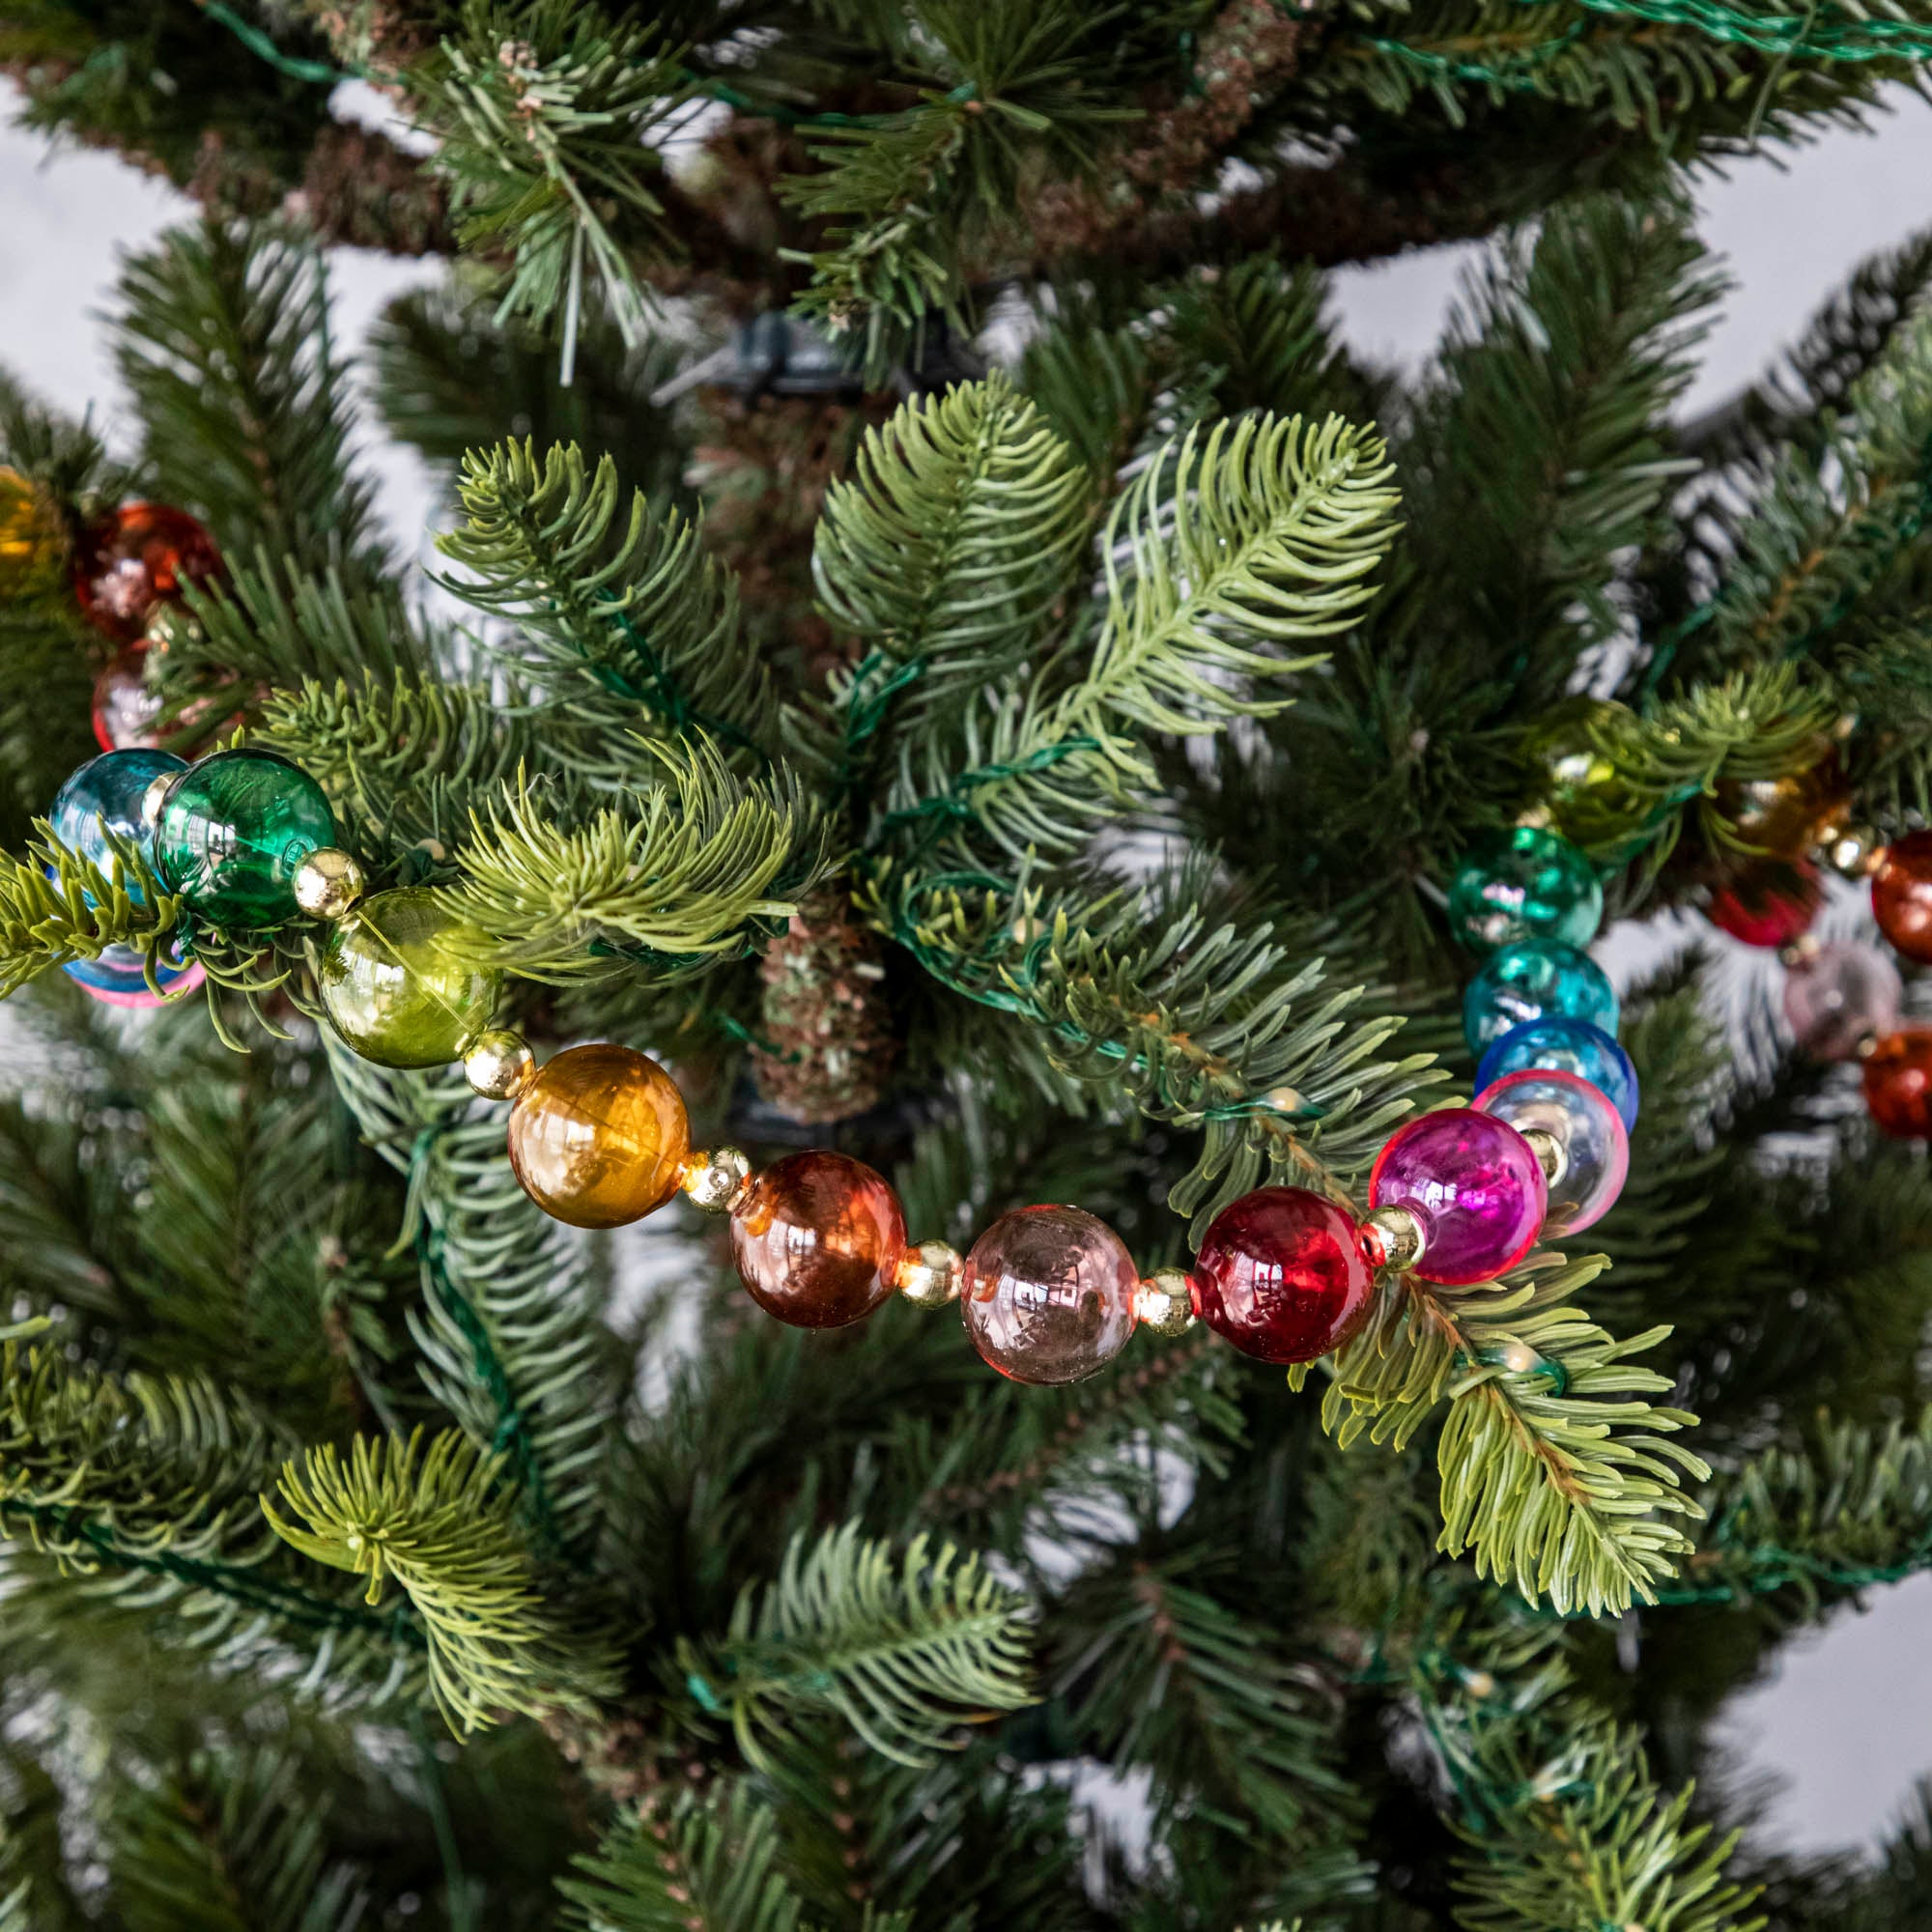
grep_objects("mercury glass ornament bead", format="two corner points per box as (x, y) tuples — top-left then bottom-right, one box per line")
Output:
(318, 887), (499, 1069)
(1368, 1109), (1548, 1287)
(1872, 831), (1932, 964)
(71, 501), (224, 645)
(1782, 942), (1903, 1062)
(1476, 1017), (1639, 1130)
(1463, 938), (1618, 1055)
(1447, 827), (1602, 955)
(1863, 1030), (1932, 1139)
(1132, 1267), (1197, 1337)
(730, 1151), (907, 1329)
(51, 749), (185, 890)
(897, 1238), (965, 1310)
(1473, 1067), (1629, 1236)
(1189, 1186), (1374, 1365)
(508, 1042), (692, 1229)
(961, 1204), (1139, 1385)
(294, 847), (365, 921)
(152, 748), (337, 927)
(680, 1146), (754, 1214)
(465, 1029), (537, 1101)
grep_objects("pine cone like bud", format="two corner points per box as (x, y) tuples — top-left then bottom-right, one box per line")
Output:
(752, 888), (897, 1124)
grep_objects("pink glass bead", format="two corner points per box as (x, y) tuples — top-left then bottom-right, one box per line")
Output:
(960, 1204), (1139, 1385)
(1782, 941), (1903, 1062)
(1367, 1108), (1548, 1287)
(1473, 1067), (1628, 1237)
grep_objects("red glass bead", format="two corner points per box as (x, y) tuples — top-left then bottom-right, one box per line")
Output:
(730, 1151), (906, 1329)
(1705, 859), (1823, 949)
(960, 1205), (1138, 1385)
(71, 502), (223, 645)
(1862, 1030), (1932, 1139)
(1190, 1186), (1373, 1365)
(1872, 832), (1932, 965)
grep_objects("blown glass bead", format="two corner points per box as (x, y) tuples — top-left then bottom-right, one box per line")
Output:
(1473, 1067), (1629, 1236)
(51, 749), (185, 888)
(0, 466), (60, 598)
(318, 887), (499, 1069)
(1872, 832), (1932, 965)
(71, 501), (223, 644)
(1189, 1186), (1373, 1365)
(91, 647), (166, 753)
(1519, 696), (1645, 847)
(65, 942), (203, 1009)
(1863, 1031), (1932, 1139)
(153, 748), (337, 926)
(1463, 938), (1618, 1055)
(960, 1204), (1139, 1384)
(1475, 1017), (1639, 1130)
(1705, 859), (1822, 951)
(1446, 827), (1602, 955)
(1783, 942), (1903, 1062)
(1716, 755), (1847, 857)
(507, 1042), (692, 1229)
(1368, 1108), (1548, 1287)
(730, 1151), (906, 1329)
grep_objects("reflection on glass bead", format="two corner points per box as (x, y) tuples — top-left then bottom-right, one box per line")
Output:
(1475, 1017), (1638, 1130)
(1473, 1067), (1629, 1236)
(51, 750), (185, 893)
(1447, 827), (1602, 955)
(1190, 1186), (1373, 1364)
(64, 941), (203, 1009)
(1519, 696), (1645, 847)
(1463, 938), (1618, 1055)
(731, 1151), (906, 1328)
(1716, 756), (1847, 857)
(1368, 1108), (1548, 1287)
(71, 502), (223, 645)
(961, 1204), (1138, 1385)
(319, 888), (499, 1069)
(1705, 859), (1822, 951)
(1863, 1030), (1932, 1139)
(507, 1042), (692, 1228)
(1873, 832), (1932, 965)
(1783, 942), (1902, 1062)
(153, 748), (337, 927)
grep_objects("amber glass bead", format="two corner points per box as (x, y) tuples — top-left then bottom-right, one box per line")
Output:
(961, 1205), (1139, 1385)
(1519, 696), (1645, 847)
(1716, 753), (1847, 857)
(0, 466), (63, 598)
(1862, 1030), (1932, 1139)
(71, 502), (223, 644)
(1872, 832), (1932, 964)
(153, 748), (338, 927)
(507, 1043), (692, 1229)
(319, 888), (499, 1069)
(730, 1151), (906, 1329)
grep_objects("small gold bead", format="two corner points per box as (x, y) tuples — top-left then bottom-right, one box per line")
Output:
(1778, 932), (1823, 970)
(293, 846), (365, 921)
(1855, 1029), (1884, 1063)
(895, 1238), (964, 1308)
(1821, 822), (1885, 878)
(1359, 1204), (1428, 1272)
(680, 1146), (753, 1215)
(140, 767), (182, 831)
(465, 1029), (537, 1101)
(1520, 1124), (1569, 1190)
(1132, 1266), (1197, 1337)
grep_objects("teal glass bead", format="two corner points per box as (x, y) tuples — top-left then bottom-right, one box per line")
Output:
(319, 887), (500, 1069)
(1463, 939), (1619, 1055)
(1476, 1017), (1638, 1129)
(1447, 827), (1602, 955)
(50, 749), (185, 897)
(153, 748), (337, 928)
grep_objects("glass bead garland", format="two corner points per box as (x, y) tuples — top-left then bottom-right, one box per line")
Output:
(319, 887), (500, 1070)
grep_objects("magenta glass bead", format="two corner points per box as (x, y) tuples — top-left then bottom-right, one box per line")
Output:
(960, 1204), (1139, 1385)
(1783, 941), (1903, 1062)
(1473, 1068), (1628, 1237)
(1191, 1186), (1374, 1365)
(1368, 1108), (1548, 1287)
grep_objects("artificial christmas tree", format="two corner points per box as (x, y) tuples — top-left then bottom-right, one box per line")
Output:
(3, 2), (1932, 1926)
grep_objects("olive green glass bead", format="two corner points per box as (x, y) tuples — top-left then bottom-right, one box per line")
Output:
(153, 748), (337, 927)
(1518, 696), (1646, 848)
(318, 887), (500, 1069)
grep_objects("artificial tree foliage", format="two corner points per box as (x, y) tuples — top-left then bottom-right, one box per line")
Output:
(3, 1), (1932, 1927)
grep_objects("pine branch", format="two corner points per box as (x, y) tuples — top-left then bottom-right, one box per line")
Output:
(0, 825), (183, 1000)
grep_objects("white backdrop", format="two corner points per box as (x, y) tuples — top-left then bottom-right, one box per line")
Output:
(4, 72), (1932, 1865)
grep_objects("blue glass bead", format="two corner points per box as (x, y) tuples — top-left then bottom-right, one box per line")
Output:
(1463, 939), (1619, 1055)
(64, 941), (202, 1008)
(50, 749), (186, 899)
(1476, 1018), (1638, 1130)
(1447, 827), (1603, 954)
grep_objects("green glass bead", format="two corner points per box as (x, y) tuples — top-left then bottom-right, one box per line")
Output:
(1518, 696), (1646, 848)
(154, 749), (337, 927)
(319, 887), (500, 1069)
(1448, 826), (1603, 955)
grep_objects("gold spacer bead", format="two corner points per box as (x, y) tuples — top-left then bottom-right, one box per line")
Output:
(140, 767), (183, 831)
(680, 1146), (753, 1215)
(1132, 1266), (1197, 1337)
(1359, 1205), (1428, 1272)
(293, 846), (365, 921)
(1520, 1124), (1569, 1191)
(895, 1238), (964, 1308)
(465, 1029), (537, 1101)
(1778, 932), (1823, 970)
(1821, 821), (1886, 878)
